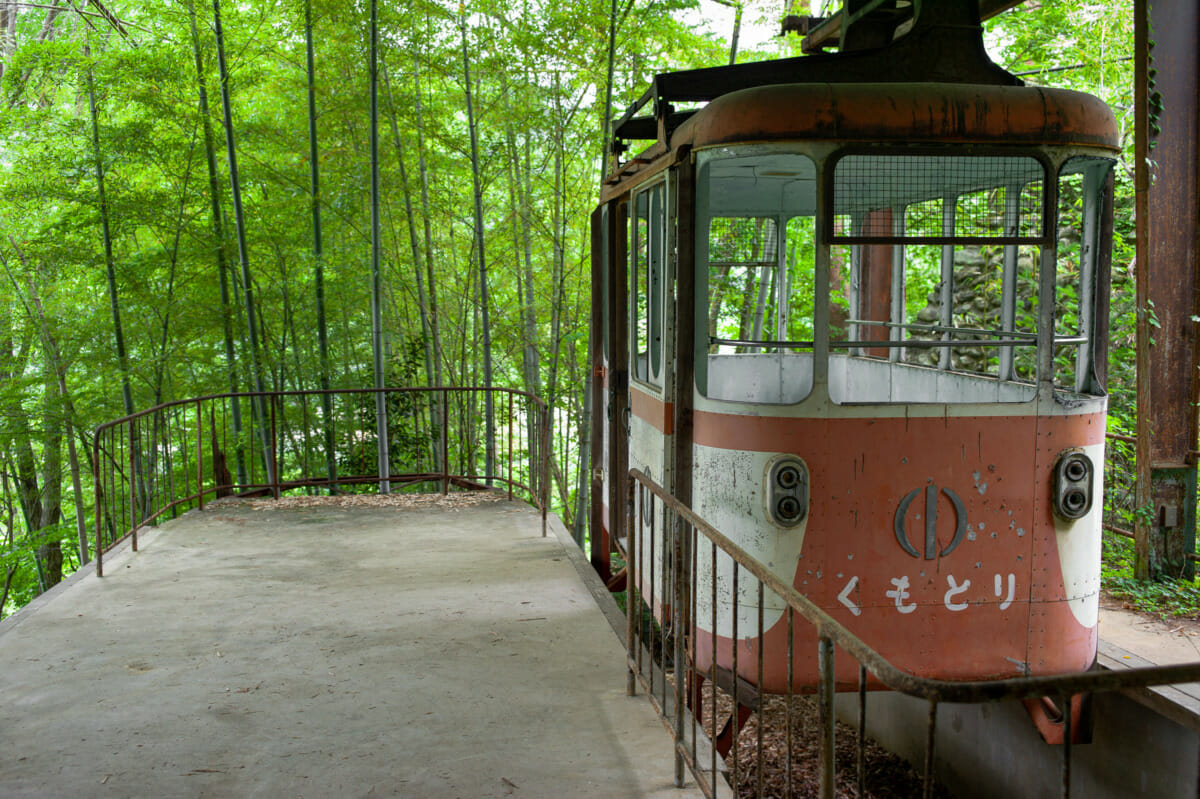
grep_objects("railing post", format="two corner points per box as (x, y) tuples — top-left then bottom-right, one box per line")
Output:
(271, 393), (280, 500)
(507, 390), (514, 502)
(94, 433), (104, 577)
(924, 698), (938, 799)
(442, 389), (450, 495)
(542, 402), (550, 536)
(625, 475), (637, 697)
(858, 663), (868, 797)
(818, 634), (835, 799)
(196, 399), (204, 511)
(1062, 694), (1072, 799)
(672, 512), (686, 789)
(129, 418), (138, 552)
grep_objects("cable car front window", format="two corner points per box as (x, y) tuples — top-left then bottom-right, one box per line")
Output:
(696, 152), (818, 404)
(827, 152), (1048, 404)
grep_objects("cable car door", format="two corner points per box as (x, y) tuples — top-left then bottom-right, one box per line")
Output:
(591, 200), (629, 584)
(628, 176), (675, 607)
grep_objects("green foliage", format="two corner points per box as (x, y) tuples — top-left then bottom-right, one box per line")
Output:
(0, 0), (1162, 617)
(1105, 570), (1200, 620)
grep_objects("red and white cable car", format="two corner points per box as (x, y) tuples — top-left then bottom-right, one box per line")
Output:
(589, 0), (1118, 693)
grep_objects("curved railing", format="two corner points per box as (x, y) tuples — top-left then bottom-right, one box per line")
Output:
(92, 387), (550, 576)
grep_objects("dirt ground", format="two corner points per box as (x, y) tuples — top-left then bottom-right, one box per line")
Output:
(728, 693), (953, 798)
(681, 680), (952, 799)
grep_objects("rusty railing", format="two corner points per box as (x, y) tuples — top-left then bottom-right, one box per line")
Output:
(92, 387), (550, 576)
(625, 467), (1200, 799)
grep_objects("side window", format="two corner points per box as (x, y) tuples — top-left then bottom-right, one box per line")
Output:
(631, 183), (665, 387)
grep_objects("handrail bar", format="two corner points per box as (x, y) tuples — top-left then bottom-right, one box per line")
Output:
(92, 386), (551, 576)
(92, 385), (545, 435)
(628, 467), (1200, 703)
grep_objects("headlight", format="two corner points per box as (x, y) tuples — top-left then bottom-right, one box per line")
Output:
(1053, 451), (1093, 521)
(768, 458), (808, 527)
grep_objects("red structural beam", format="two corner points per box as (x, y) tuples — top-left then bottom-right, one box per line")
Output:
(1134, 0), (1200, 578)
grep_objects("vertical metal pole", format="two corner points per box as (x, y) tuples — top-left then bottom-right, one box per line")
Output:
(689, 524), (698, 761)
(786, 608), (794, 794)
(818, 634), (835, 799)
(508, 391), (514, 501)
(889, 207), (905, 363)
(271, 394), (280, 500)
(709, 540), (717, 785)
(542, 405), (550, 536)
(196, 400), (204, 510)
(924, 699), (938, 799)
(94, 433), (105, 577)
(626, 476), (637, 697)
(648, 490), (658, 700)
(1062, 695), (1072, 799)
(673, 512), (685, 789)
(129, 419), (138, 552)
(858, 663), (867, 797)
(442, 389), (450, 495)
(756, 581), (764, 797)
(731, 562), (740, 789)
(999, 186), (1020, 380)
(637, 481), (645, 683)
(938, 196), (955, 370)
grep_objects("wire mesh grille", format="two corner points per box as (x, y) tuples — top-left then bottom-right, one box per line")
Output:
(832, 154), (1045, 241)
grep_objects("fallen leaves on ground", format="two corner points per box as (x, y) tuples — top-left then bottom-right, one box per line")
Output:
(211, 491), (511, 512)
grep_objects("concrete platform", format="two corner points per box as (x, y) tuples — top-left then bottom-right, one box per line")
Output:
(0, 493), (704, 798)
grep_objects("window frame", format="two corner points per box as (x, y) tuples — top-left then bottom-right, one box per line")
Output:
(630, 179), (667, 389)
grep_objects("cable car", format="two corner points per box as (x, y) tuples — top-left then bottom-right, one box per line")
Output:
(588, 0), (1118, 696)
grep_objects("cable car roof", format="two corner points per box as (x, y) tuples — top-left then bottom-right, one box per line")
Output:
(604, 0), (1118, 190)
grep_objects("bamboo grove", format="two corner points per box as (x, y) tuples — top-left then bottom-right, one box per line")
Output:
(0, 1), (1135, 616)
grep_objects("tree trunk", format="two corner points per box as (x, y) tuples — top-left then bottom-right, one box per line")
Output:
(415, 50), (448, 398)
(38, 363), (63, 588)
(188, 0), (247, 485)
(368, 0), (389, 493)
(382, 58), (441, 472)
(460, 18), (494, 482)
(212, 0), (274, 490)
(84, 42), (134, 418)
(304, 0), (337, 489)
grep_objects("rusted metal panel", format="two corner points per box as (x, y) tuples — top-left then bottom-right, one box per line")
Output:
(688, 408), (1104, 689)
(589, 206), (608, 575)
(1134, 0), (1200, 578)
(680, 84), (1119, 154)
(630, 466), (1200, 704)
(858, 209), (894, 358)
(1140, 0), (1200, 464)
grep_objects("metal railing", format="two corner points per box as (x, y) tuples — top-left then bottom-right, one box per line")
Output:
(625, 468), (1200, 799)
(92, 387), (550, 576)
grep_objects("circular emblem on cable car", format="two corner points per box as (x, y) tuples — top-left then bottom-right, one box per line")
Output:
(893, 484), (967, 560)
